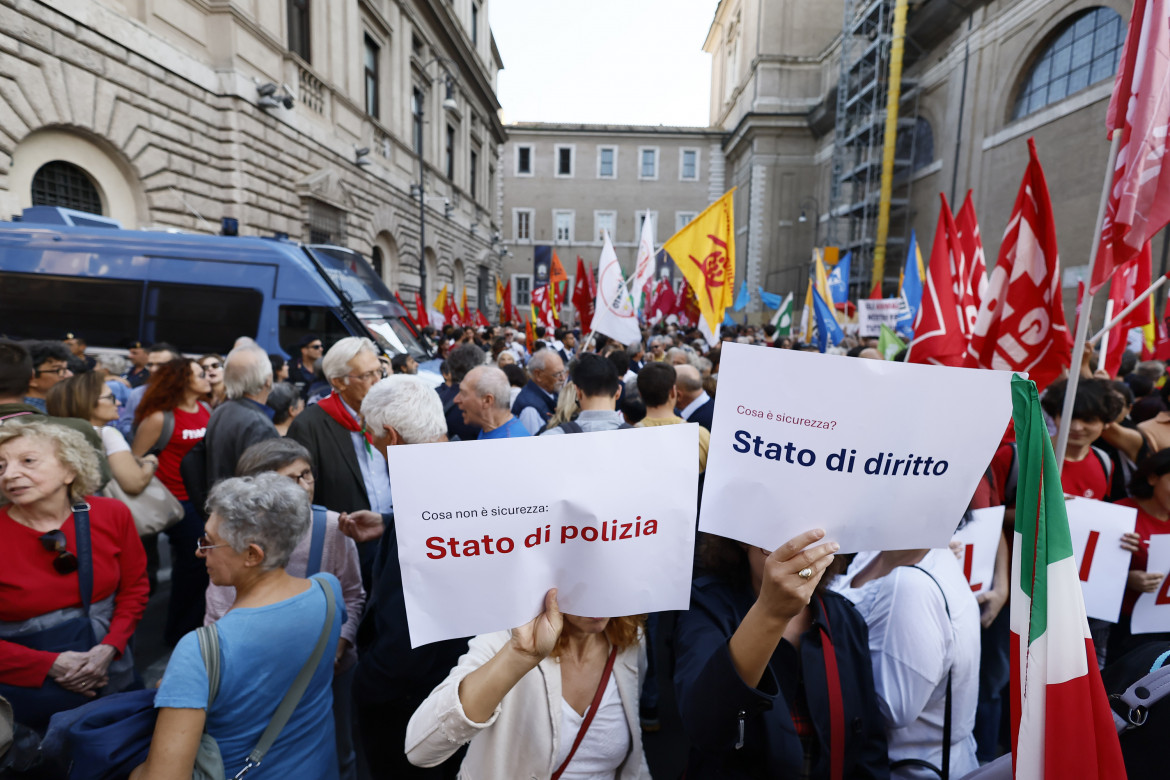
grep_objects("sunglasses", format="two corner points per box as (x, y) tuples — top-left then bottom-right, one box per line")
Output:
(39, 530), (79, 575)
(202, 362), (222, 370)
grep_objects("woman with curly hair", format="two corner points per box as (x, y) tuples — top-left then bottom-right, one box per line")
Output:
(406, 590), (650, 778)
(131, 358), (211, 644)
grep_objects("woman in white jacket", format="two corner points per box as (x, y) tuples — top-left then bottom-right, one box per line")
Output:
(406, 588), (651, 779)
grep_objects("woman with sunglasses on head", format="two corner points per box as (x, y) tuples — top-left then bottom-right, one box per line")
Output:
(0, 420), (148, 732)
(199, 354), (227, 409)
(47, 372), (159, 499)
(132, 358), (212, 645)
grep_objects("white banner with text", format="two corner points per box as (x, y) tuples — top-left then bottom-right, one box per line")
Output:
(1066, 497), (1137, 624)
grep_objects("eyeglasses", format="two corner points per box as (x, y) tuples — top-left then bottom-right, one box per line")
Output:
(98, 393), (117, 404)
(201, 362), (222, 370)
(39, 530), (79, 574)
(346, 369), (387, 383)
(195, 535), (229, 554)
(287, 468), (314, 486)
(306, 343), (323, 350)
(34, 366), (70, 377)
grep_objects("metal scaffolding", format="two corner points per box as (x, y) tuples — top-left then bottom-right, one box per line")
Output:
(828, 0), (920, 298)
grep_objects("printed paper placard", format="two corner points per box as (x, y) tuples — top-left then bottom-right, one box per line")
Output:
(1066, 497), (1137, 624)
(699, 343), (1014, 553)
(952, 506), (1005, 594)
(1131, 534), (1170, 635)
(858, 299), (905, 337)
(388, 425), (698, 647)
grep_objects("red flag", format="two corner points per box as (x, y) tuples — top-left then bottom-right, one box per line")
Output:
(966, 138), (1071, 390)
(443, 294), (461, 327)
(1092, 0), (1170, 293)
(474, 309), (490, 328)
(907, 194), (968, 367)
(677, 282), (701, 329)
(955, 191), (988, 335)
(394, 291), (416, 328)
(525, 315), (536, 354)
(1104, 243), (1154, 376)
(1148, 307), (1170, 360)
(502, 281), (516, 325)
(415, 292), (429, 328)
(532, 285), (556, 331)
(549, 251), (569, 286)
(650, 281), (678, 325)
(868, 278), (883, 300)
(572, 257), (595, 334)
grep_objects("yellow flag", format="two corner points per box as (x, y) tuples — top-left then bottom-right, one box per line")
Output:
(495, 276), (505, 306)
(433, 284), (448, 313)
(813, 250), (839, 324)
(460, 286), (468, 320)
(662, 188), (736, 337)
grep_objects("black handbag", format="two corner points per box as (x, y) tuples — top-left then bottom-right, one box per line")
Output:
(0, 503), (99, 732)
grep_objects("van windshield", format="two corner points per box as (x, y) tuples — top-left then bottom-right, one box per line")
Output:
(307, 245), (393, 304)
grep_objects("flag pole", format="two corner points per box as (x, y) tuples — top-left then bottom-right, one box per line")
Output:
(1054, 133), (1122, 472)
(1088, 274), (1169, 345)
(1097, 300), (1114, 372)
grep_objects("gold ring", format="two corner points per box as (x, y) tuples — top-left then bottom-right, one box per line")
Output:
(798, 567), (813, 579)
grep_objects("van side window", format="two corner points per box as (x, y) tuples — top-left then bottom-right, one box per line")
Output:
(280, 305), (350, 354)
(0, 272), (142, 344)
(145, 282), (262, 354)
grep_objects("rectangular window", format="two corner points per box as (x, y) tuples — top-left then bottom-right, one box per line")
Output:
(680, 148), (699, 180)
(639, 147), (658, 180)
(308, 199), (346, 244)
(471, 2), (479, 46)
(635, 210), (657, 243)
(597, 147), (616, 178)
(445, 124), (456, 180)
(411, 33), (423, 57)
(594, 211), (617, 243)
(676, 211), (698, 232)
(469, 146), (479, 200)
(288, 0), (311, 62)
(515, 144), (533, 176)
(554, 210), (574, 243)
(364, 35), (380, 119)
(555, 145), (574, 177)
(411, 88), (424, 155)
(147, 282), (263, 354)
(0, 272), (143, 346)
(513, 208), (533, 241)
(514, 275), (533, 307)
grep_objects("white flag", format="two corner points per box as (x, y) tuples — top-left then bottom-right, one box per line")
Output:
(592, 230), (642, 345)
(629, 213), (656, 313)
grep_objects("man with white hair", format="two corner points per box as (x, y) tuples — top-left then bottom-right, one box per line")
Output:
(288, 337), (391, 584)
(345, 376), (467, 780)
(196, 343), (280, 496)
(511, 348), (564, 435)
(455, 365), (529, 439)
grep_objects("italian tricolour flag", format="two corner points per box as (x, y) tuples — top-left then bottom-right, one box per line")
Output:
(1009, 376), (1126, 778)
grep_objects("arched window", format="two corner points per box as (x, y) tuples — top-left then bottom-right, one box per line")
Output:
(30, 161), (103, 215)
(1012, 7), (1125, 120)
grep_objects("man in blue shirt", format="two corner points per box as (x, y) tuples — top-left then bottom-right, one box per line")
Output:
(456, 365), (530, 439)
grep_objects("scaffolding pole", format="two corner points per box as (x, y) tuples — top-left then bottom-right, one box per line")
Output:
(871, 0), (909, 296)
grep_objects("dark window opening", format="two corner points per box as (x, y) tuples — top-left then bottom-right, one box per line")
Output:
(287, 0), (311, 62)
(412, 88), (424, 155)
(445, 124), (456, 180)
(364, 35), (380, 119)
(470, 148), (479, 199)
(279, 305), (350, 355)
(517, 146), (532, 174)
(0, 273), (138, 344)
(307, 199), (346, 245)
(145, 282), (263, 354)
(30, 161), (103, 215)
(557, 147), (572, 176)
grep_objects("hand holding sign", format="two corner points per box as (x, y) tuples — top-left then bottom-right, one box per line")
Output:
(757, 529), (840, 622)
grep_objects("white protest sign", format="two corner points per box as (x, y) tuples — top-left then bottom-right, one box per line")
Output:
(951, 506), (1005, 594)
(1066, 497), (1136, 624)
(388, 425), (698, 647)
(1130, 534), (1170, 634)
(857, 298), (904, 337)
(699, 343), (1014, 553)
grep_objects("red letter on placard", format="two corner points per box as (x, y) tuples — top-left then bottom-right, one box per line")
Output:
(1156, 572), (1170, 606)
(963, 544), (982, 592)
(1079, 531), (1100, 582)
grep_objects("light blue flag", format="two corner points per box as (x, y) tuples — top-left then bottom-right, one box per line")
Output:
(812, 286), (844, 353)
(732, 279), (750, 312)
(896, 230), (925, 339)
(826, 252), (852, 306)
(723, 310), (737, 328)
(757, 286), (784, 310)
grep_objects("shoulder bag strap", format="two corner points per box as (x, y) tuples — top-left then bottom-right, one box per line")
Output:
(154, 411), (175, 453)
(196, 624), (222, 710)
(237, 578), (336, 775)
(816, 596), (845, 780)
(305, 506), (328, 577)
(886, 565), (952, 780)
(557, 421), (584, 434)
(551, 645), (619, 780)
(71, 502), (94, 615)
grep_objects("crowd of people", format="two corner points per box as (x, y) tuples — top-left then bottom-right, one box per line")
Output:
(0, 318), (1165, 779)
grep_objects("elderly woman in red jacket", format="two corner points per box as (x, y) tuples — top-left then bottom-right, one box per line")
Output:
(0, 419), (148, 732)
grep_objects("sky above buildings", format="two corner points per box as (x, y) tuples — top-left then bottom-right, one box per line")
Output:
(492, 0), (718, 128)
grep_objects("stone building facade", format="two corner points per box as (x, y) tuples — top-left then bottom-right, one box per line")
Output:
(0, 0), (507, 314)
(499, 123), (726, 309)
(704, 0), (1160, 319)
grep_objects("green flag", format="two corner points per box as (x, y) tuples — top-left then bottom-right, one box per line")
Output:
(878, 324), (905, 360)
(770, 292), (793, 335)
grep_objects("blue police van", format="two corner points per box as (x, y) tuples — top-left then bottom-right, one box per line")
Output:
(0, 207), (430, 361)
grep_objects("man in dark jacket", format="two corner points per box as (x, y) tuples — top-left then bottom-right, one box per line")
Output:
(197, 344), (280, 492)
(435, 344), (486, 441)
(287, 333), (324, 400)
(512, 348), (564, 435)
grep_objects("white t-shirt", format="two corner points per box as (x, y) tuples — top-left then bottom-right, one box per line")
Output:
(95, 424), (131, 456)
(833, 549), (981, 780)
(553, 673), (629, 779)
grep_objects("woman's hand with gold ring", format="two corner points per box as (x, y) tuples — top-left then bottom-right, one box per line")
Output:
(798, 567), (814, 579)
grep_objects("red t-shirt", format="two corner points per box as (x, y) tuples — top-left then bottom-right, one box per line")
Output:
(156, 405), (209, 501)
(1115, 497), (1170, 615)
(0, 497), (149, 686)
(1061, 453), (1110, 501)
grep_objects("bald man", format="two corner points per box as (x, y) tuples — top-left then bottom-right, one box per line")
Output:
(675, 363), (715, 431)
